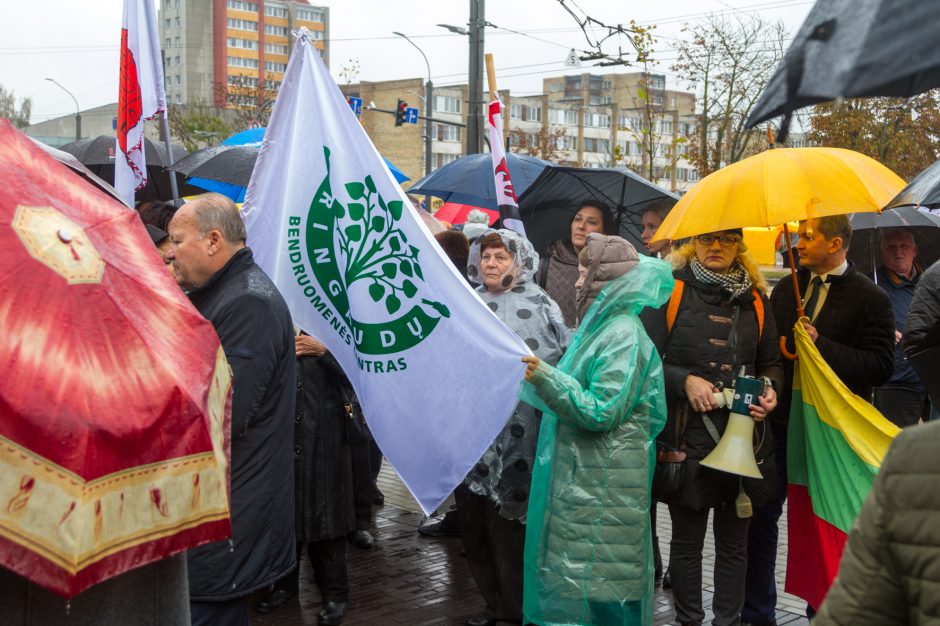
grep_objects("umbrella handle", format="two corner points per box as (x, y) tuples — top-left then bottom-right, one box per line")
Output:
(779, 335), (798, 361)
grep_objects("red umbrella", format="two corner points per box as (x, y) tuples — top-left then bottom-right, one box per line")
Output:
(433, 202), (498, 225)
(0, 119), (232, 598)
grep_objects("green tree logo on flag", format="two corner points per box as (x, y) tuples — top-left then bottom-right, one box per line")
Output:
(305, 147), (449, 355)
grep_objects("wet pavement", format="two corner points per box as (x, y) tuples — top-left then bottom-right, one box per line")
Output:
(251, 463), (811, 626)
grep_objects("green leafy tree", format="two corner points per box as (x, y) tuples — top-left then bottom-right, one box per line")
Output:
(168, 103), (232, 152)
(1, 85), (32, 128)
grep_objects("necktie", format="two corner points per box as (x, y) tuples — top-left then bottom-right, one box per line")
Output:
(803, 276), (824, 320)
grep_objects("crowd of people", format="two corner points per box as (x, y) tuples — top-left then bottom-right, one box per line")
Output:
(6, 190), (940, 626)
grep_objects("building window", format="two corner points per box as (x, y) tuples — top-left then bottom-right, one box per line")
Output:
(165, 18), (171, 30)
(228, 37), (257, 50)
(228, 75), (259, 87)
(265, 5), (288, 18)
(296, 8), (324, 21)
(434, 95), (461, 114)
(264, 61), (287, 72)
(175, 94), (181, 103)
(585, 112), (610, 128)
(264, 24), (288, 37)
(175, 56), (181, 66)
(265, 79), (281, 90)
(435, 153), (460, 168)
(174, 36), (180, 46)
(434, 123), (461, 142)
(165, 38), (171, 48)
(510, 104), (522, 120)
(175, 17), (180, 28)
(228, 56), (259, 68)
(265, 43), (288, 55)
(226, 0), (258, 11)
(603, 80), (612, 90)
(583, 137), (609, 153)
(175, 74), (181, 85)
(227, 18), (258, 31)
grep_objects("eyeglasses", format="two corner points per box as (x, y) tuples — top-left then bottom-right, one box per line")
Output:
(695, 234), (741, 248)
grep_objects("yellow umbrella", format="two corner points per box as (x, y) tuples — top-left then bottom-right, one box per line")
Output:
(652, 147), (905, 242)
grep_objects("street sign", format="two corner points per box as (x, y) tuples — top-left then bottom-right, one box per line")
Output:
(405, 107), (419, 125)
(564, 48), (581, 68)
(347, 96), (363, 117)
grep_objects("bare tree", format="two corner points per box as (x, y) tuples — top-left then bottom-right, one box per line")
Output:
(672, 14), (788, 176)
(168, 103), (233, 152)
(508, 124), (568, 162)
(620, 21), (669, 181)
(1, 85), (32, 128)
(213, 73), (280, 129)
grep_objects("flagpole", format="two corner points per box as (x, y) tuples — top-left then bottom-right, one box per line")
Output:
(160, 49), (180, 202)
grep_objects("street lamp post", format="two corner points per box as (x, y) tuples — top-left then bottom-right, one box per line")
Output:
(45, 78), (81, 141)
(393, 31), (433, 177)
(439, 0), (486, 156)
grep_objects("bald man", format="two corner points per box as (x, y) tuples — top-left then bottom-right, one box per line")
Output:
(167, 193), (296, 625)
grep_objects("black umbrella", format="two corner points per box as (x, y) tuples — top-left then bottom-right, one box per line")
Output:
(29, 138), (125, 204)
(848, 206), (940, 276)
(746, 0), (940, 139)
(407, 153), (552, 211)
(58, 135), (194, 201)
(885, 158), (940, 210)
(167, 144), (261, 188)
(517, 166), (679, 254)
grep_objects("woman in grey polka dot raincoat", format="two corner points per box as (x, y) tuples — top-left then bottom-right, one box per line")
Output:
(457, 228), (571, 626)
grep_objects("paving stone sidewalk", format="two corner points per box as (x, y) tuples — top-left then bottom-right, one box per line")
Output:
(251, 463), (811, 626)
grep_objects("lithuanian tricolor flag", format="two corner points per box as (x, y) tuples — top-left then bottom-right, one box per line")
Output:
(785, 322), (901, 610)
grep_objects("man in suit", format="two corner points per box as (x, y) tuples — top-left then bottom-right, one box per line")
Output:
(742, 215), (895, 625)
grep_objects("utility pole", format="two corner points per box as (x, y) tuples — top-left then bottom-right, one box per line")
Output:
(467, 0), (485, 155)
(45, 78), (81, 141)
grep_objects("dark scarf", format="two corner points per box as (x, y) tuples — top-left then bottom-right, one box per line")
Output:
(689, 257), (752, 300)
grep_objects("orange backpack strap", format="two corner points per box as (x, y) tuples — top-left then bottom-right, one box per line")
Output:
(752, 288), (765, 339)
(665, 279), (685, 335)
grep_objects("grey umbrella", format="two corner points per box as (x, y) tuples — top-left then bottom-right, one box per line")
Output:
(746, 0), (940, 140)
(167, 144), (261, 188)
(848, 206), (940, 276)
(517, 165), (679, 254)
(885, 158), (940, 210)
(58, 135), (193, 201)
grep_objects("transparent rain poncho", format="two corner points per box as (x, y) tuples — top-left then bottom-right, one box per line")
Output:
(465, 229), (572, 521)
(520, 254), (674, 626)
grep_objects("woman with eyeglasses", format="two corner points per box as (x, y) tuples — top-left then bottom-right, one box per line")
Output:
(641, 229), (784, 626)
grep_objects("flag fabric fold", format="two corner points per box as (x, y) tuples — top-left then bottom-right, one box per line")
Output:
(785, 321), (900, 609)
(115, 0), (166, 206)
(486, 99), (526, 236)
(241, 29), (530, 514)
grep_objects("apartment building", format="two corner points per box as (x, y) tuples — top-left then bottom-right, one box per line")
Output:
(158, 0), (328, 106)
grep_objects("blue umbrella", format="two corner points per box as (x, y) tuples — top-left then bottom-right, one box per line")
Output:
(188, 127), (409, 201)
(408, 153), (551, 211)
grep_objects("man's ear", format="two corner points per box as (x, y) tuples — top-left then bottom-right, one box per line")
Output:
(828, 236), (844, 254)
(206, 229), (224, 255)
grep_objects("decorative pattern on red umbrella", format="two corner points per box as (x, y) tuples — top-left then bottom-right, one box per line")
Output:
(0, 120), (232, 598)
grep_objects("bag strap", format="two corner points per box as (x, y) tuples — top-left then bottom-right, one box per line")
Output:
(666, 278), (685, 335)
(538, 253), (550, 287)
(667, 279), (764, 339)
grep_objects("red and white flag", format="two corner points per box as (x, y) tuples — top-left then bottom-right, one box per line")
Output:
(486, 99), (526, 236)
(115, 0), (166, 206)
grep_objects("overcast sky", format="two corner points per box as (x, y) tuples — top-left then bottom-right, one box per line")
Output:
(1, 0), (814, 124)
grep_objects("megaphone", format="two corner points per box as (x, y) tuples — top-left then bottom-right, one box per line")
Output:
(699, 372), (765, 480)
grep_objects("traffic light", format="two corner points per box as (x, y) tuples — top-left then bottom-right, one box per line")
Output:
(395, 99), (408, 126)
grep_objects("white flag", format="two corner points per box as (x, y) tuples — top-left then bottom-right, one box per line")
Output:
(242, 30), (529, 514)
(115, 0), (166, 206)
(486, 99), (526, 237)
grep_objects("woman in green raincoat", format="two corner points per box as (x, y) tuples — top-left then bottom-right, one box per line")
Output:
(520, 233), (673, 626)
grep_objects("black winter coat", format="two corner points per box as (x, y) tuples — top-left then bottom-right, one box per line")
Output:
(186, 248), (297, 601)
(770, 263), (895, 425)
(904, 260), (940, 356)
(643, 267), (783, 510)
(294, 353), (356, 542)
